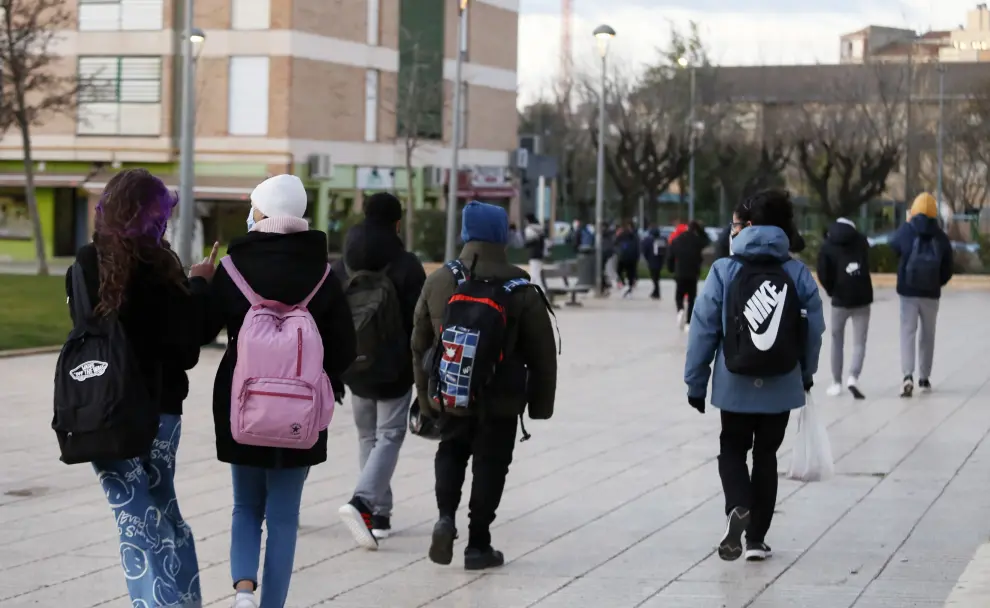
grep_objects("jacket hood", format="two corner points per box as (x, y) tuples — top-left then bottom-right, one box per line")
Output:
(732, 225), (791, 260)
(342, 221), (404, 272)
(909, 213), (940, 236)
(827, 218), (860, 246)
(226, 229), (329, 276)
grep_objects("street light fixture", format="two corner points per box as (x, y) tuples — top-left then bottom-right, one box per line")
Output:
(592, 24), (615, 296)
(177, 16), (207, 267)
(444, 0), (469, 261)
(678, 55), (698, 223)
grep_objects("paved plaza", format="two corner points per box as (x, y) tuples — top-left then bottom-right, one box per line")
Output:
(2, 284), (990, 607)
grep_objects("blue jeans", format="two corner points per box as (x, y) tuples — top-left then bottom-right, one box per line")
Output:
(230, 465), (309, 608)
(94, 414), (201, 607)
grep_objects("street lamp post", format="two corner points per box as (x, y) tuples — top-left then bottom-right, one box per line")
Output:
(937, 62), (945, 223)
(592, 24), (615, 295)
(177, 16), (205, 267)
(444, 0), (469, 262)
(677, 56), (697, 222)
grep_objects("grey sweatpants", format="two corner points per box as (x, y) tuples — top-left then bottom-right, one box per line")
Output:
(352, 390), (412, 517)
(900, 296), (940, 379)
(831, 306), (871, 383)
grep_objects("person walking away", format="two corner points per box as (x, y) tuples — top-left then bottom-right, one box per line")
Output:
(412, 201), (558, 570)
(817, 217), (873, 399)
(890, 192), (953, 397)
(615, 221), (641, 298)
(331, 192), (426, 548)
(196, 174), (357, 608)
(684, 189), (825, 563)
(507, 223), (524, 249)
(641, 224), (668, 300)
(601, 223), (618, 294)
(56, 169), (207, 606)
(523, 213), (547, 292)
(714, 224), (731, 260)
(669, 218), (688, 243)
(668, 220), (706, 332)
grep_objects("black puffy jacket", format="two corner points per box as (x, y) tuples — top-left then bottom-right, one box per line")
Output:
(817, 219), (874, 308)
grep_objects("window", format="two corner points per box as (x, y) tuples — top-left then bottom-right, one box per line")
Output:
(232, 0), (270, 30)
(78, 0), (164, 31)
(228, 57), (270, 136)
(365, 69), (378, 142)
(77, 56), (162, 135)
(397, 0), (444, 139)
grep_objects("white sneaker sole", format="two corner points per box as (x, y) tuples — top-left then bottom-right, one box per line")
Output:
(372, 528), (391, 540)
(826, 385), (842, 397)
(718, 508), (750, 561)
(745, 548), (771, 561)
(338, 504), (378, 550)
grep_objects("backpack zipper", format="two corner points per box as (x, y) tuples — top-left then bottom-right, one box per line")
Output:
(246, 389), (313, 401)
(296, 328), (302, 376)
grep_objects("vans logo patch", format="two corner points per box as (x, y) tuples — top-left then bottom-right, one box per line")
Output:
(69, 360), (108, 382)
(742, 280), (788, 352)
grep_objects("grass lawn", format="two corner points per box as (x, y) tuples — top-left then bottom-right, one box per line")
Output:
(0, 274), (70, 351)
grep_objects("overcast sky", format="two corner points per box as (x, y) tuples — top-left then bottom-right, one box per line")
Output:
(516, 0), (979, 104)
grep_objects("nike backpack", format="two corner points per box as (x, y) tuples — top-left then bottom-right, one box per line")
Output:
(340, 264), (405, 386)
(427, 259), (542, 417)
(723, 256), (803, 377)
(221, 257), (335, 449)
(53, 263), (160, 464)
(904, 234), (943, 293)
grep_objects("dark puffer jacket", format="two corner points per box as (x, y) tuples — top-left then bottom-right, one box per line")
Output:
(330, 221), (426, 400)
(817, 219), (873, 308)
(198, 229), (356, 469)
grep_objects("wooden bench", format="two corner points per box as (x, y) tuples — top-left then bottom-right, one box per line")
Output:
(540, 260), (592, 307)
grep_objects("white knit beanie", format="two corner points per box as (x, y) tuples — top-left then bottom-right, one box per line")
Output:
(250, 174), (307, 219)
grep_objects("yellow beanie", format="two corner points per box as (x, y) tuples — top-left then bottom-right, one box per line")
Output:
(910, 193), (938, 219)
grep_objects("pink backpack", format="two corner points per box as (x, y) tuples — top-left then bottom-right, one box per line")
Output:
(221, 257), (335, 449)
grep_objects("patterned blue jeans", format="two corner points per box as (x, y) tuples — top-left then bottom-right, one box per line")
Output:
(93, 414), (202, 607)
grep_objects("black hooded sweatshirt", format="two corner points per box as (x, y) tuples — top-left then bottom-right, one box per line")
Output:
(331, 221), (427, 400)
(198, 229), (356, 469)
(816, 219), (874, 308)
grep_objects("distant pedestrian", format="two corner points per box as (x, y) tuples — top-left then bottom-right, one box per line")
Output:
(641, 223), (668, 300)
(667, 220), (706, 332)
(684, 189), (825, 563)
(508, 223), (524, 249)
(524, 213), (548, 291)
(615, 221), (641, 298)
(198, 174), (357, 608)
(332, 192), (427, 548)
(714, 225), (731, 260)
(890, 193), (953, 397)
(817, 217), (873, 399)
(412, 201), (558, 571)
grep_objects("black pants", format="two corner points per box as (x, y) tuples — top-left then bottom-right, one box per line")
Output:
(648, 266), (662, 299)
(718, 410), (790, 543)
(435, 415), (517, 549)
(617, 261), (638, 289)
(674, 278), (698, 322)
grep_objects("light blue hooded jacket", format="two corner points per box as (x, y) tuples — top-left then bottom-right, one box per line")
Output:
(684, 225), (825, 414)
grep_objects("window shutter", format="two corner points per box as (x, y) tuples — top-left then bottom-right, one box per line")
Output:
(228, 57), (270, 136)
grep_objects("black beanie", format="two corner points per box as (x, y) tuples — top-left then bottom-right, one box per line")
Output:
(363, 192), (403, 225)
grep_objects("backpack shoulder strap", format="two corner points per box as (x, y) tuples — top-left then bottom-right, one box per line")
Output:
(299, 264), (332, 308)
(504, 278), (562, 355)
(70, 262), (93, 323)
(220, 256), (263, 306)
(445, 260), (468, 285)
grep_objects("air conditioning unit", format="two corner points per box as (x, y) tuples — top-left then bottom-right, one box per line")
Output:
(307, 154), (333, 179)
(423, 166), (445, 187)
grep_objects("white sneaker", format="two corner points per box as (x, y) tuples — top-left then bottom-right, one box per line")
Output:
(683, 324), (691, 334)
(677, 310), (685, 329)
(826, 383), (842, 397)
(846, 376), (865, 400)
(233, 592), (258, 608)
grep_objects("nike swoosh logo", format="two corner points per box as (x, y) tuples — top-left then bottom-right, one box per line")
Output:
(750, 284), (787, 352)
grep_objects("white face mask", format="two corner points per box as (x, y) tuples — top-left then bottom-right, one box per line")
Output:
(246, 207), (256, 231)
(728, 230), (737, 254)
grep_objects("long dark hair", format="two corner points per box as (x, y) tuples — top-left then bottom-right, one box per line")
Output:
(93, 169), (187, 315)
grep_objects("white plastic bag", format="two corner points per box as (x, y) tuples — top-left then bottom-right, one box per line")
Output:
(787, 392), (835, 482)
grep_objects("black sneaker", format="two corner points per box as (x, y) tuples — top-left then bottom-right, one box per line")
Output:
(428, 516), (457, 565)
(901, 375), (914, 398)
(718, 507), (750, 561)
(465, 546), (505, 570)
(371, 515), (391, 540)
(338, 496), (378, 550)
(919, 378), (932, 394)
(745, 541), (772, 561)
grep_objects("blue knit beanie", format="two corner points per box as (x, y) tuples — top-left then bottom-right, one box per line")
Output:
(460, 201), (508, 245)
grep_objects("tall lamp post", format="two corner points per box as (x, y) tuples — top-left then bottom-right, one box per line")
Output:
(177, 20), (206, 267)
(936, 61), (945, 223)
(677, 56), (698, 222)
(592, 24), (615, 295)
(444, 0), (469, 262)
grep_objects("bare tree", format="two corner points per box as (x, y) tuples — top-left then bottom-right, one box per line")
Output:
(378, 28), (446, 248)
(0, 0), (80, 275)
(791, 66), (904, 220)
(706, 113), (791, 212)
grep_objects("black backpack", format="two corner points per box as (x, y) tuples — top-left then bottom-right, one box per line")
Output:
(723, 256), (804, 377)
(427, 259), (550, 419)
(904, 233), (943, 293)
(52, 263), (160, 464)
(341, 264), (405, 385)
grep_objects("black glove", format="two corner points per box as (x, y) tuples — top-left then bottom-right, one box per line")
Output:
(803, 379), (813, 393)
(688, 396), (705, 414)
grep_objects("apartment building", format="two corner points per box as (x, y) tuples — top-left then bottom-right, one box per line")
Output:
(0, 0), (520, 261)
